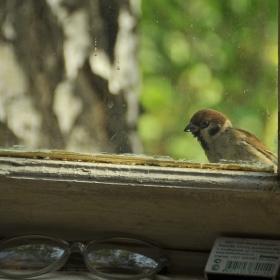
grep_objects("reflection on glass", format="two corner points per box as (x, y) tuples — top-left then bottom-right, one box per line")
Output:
(0, 235), (168, 279)
(0, 243), (64, 276)
(87, 249), (157, 275)
(85, 238), (160, 277)
(0, 1), (277, 163)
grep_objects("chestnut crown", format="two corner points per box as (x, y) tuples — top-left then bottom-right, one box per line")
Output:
(184, 109), (230, 134)
(191, 109), (228, 127)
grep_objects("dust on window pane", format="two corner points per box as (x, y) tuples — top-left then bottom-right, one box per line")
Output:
(0, 0), (277, 168)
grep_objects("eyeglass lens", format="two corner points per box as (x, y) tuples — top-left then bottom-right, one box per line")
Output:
(85, 238), (159, 277)
(0, 238), (66, 276)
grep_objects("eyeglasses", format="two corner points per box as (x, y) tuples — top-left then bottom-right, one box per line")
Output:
(0, 235), (169, 280)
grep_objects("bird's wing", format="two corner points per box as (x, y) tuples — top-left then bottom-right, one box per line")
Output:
(234, 128), (278, 164)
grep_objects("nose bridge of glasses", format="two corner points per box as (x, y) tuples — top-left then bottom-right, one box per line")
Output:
(69, 242), (85, 253)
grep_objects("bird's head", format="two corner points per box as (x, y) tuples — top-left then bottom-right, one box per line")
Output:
(184, 109), (232, 149)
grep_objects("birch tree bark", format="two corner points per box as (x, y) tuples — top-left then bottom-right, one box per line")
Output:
(0, 0), (142, 154)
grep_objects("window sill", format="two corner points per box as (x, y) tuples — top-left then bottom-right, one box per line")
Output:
(0, 151), (279, 275)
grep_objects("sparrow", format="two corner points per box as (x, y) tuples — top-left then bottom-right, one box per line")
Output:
(184, 109), (278, 169)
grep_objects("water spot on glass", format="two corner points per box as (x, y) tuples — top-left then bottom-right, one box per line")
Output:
(108, 101), (114, 108)
(193, 37), (195, 39)
(110, 132), (117, 140)
(117, 54), (120, 70)
(94, 39), (97, 56)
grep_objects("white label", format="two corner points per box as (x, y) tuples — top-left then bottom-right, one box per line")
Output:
(205, 237), (280, 278)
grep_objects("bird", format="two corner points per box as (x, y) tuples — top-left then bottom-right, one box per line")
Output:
(184, 109), (278, 169)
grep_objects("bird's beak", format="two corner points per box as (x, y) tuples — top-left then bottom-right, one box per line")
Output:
(184, 122), (197, 132)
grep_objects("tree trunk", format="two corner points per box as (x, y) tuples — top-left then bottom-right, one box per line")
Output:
(0, 0), (142, 154)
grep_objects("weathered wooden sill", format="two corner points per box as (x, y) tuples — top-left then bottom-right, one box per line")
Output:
(0, 151), (279, 275)
(0, 148), (276, 172)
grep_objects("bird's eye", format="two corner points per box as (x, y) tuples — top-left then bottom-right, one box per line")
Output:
(200, 120), (209, 128)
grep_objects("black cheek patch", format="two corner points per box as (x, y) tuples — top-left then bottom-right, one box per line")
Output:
(192, 131), (199, 138)
(197, 135), (209, 151)
(191, 131), (209, 151)
(209, 126), (220, 136)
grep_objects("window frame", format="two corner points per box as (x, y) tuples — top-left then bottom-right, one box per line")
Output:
(0, 1), (279, 277)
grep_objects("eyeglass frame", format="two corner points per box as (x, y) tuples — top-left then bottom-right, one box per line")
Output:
(0, 235), (169, 280)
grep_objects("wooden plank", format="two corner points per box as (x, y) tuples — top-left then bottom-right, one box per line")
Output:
(0, 155), (279, 275)
(0, 156), (279, 252)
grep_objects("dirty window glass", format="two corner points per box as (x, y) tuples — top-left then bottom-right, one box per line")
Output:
(0, 0), (277, 166)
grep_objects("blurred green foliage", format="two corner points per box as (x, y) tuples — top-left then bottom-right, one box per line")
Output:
(138, 0), (278, 162)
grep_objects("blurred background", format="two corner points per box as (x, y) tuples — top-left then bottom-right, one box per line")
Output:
(0, 0), (278, 162)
